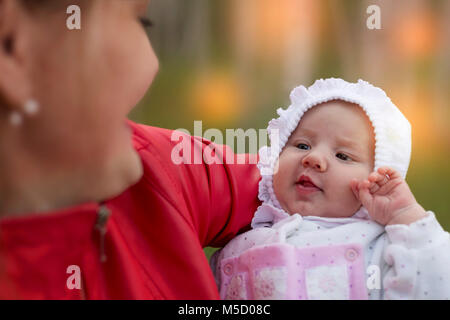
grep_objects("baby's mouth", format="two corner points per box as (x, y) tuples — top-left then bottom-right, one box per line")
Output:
(296, 175), (323, 192)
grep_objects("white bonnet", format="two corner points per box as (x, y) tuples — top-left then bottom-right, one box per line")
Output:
(257, 78), (412, 211)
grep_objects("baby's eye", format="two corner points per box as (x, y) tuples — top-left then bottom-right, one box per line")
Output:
(297, 143), (310, 150)
(336, 153), (352, 161)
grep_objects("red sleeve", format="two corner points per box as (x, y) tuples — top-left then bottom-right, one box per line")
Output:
(131, 123), (261, 248)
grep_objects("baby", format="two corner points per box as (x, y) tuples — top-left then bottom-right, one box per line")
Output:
(211, 78), (450, 300)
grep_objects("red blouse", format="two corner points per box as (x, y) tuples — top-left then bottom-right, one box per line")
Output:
(0, 121), (261, 299)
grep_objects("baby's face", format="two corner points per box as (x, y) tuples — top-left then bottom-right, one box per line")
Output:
(273, 100), (375, 218)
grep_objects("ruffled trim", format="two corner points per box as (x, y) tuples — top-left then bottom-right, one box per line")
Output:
(257, 78), (411, 209)
(251, 203), (290, 228)
(352, 207), (370, 220)
(251, 203), (371, 230)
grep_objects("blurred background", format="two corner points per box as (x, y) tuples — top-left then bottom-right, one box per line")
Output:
(129, 0), (450, 255)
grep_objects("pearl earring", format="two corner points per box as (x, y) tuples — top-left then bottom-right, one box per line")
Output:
(9, 111), (23, 126)
(9, 99), (40, 127)
(24, 99), (39, 116)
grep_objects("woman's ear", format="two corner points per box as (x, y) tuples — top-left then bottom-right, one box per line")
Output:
(0, 0), (33, 112)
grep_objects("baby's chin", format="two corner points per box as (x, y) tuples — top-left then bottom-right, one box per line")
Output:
(298, 212), (357, 219)
(286, 202), (357, 219)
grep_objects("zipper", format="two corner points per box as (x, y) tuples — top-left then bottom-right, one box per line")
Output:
(94, 204), (111, 263)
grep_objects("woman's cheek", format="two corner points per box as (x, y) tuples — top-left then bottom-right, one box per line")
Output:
(121, 30), (158, 112)
(135, 41), (158, 104)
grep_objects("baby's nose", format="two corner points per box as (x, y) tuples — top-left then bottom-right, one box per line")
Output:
(302, 154), (327, 172)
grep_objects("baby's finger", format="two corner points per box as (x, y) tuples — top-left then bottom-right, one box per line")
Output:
(377, 167), (401, 180)
(359, 179), (378, 195)
(369, 181), (380, 193)
(372, 177), (403, 196)
(368, 171), (389, 187)
(358, 185), (373, 207)
(360, 180), (372, 190)
(350, 179), (360, 200)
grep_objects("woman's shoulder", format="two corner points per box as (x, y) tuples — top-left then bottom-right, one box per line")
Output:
(128, 120), (206, 168)
(125, 121), (188, 207)
(128, 120), (190, 177)
(128, 120), (177, 151)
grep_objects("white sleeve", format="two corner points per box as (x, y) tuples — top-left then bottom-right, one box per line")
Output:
(382, 212), (450, 299)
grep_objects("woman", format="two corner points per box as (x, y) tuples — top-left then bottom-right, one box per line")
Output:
(0, 0), (260, 299)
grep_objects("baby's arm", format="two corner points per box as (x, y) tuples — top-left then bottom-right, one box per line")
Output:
(382, 213), (450, 299)
(351, 166), (450, 299)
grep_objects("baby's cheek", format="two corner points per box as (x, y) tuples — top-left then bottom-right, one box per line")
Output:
(339, 187), (363, 216)
(331, 174), (364, 214)
(349, 166), (372, 183)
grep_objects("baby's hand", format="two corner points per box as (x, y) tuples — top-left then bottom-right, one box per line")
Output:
(350, 167), (427, 226)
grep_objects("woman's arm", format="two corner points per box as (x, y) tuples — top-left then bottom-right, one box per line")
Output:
(132, 122), (261, 248)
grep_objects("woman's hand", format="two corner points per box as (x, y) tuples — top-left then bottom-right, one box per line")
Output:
(351, 167), (428, 226)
